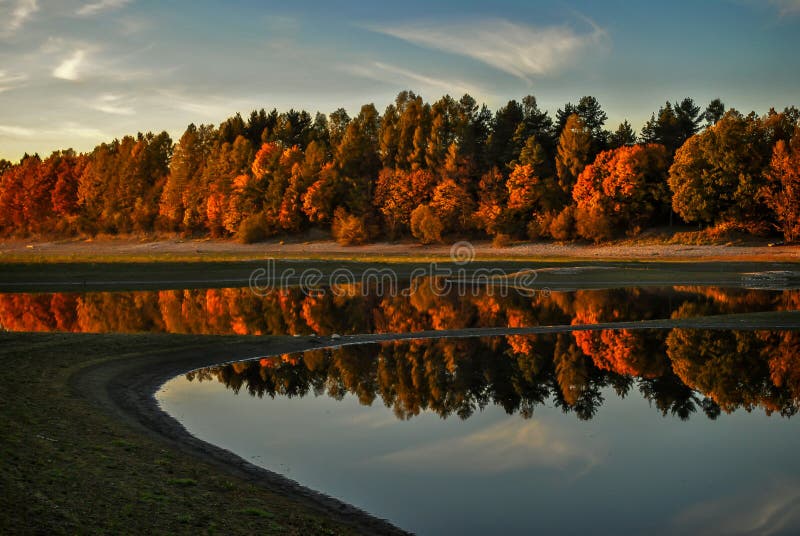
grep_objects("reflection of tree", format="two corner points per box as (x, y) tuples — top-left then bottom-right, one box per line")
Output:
(189, 326), (800, 422)
(668, 302), (799, 416)
(571, 290), (670, 378)
(2, 284), (799, 419)
(1, 285), (793, 341)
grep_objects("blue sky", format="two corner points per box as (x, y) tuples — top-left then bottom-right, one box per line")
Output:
(1, 0), (798, 160)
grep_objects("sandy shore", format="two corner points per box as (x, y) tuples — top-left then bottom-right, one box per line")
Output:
(2, 236), (799, 261)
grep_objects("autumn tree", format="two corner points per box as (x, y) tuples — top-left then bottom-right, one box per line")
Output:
(374, 168), (436, 237)
(334, 103), (381, 215)
(429, 177), (474, 232)
(555, 114), (592, 196)
(160, 123), (215, 231)
(473, 167), (509, 237)
(410, 205), (443, 244)
(762, 133), (800, 241)
(573, 144), (670, 241)
(668, 110), (772, 230)
(555, 96), (608, 154)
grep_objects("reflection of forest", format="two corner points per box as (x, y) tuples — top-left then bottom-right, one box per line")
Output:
(188, 327), (800, 421)
(2, 283), (797, 419)
(1, 283), (797, 337)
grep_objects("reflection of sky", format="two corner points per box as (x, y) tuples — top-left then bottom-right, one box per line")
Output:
(2, 0), (799, 159)
(158, 373), (800, 535)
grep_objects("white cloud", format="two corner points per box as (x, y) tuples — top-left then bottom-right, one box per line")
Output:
(158, 89), (249, 119)
(1, 0), (38, 35)
(57, 124), (108, 139)
(76, 0), (132, 17)
(0, 123), (109, 142)
(53, 50), (87, 81)
(0, 70), (27, 92)
(343, 61), (481, 98)
(0, 124), (35, 138)
(369, 18), (608, 82)
(90, 94), (135, 115)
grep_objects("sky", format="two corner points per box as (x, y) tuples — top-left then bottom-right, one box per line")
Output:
(0, 0), (799, 160)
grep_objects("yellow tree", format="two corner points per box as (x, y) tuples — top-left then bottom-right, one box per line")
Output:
(555, 114), (591, 196)
(763, 134), (800, 242)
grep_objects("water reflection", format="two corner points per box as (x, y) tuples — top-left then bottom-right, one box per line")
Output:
(160, 330), (800, 535)
(0, 283), (797, 336)
(186, 329), (800, 420)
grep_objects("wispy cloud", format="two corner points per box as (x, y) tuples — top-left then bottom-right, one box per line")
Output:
(57, 123), (108, 139)
(76, 0), (132, 17)
(0, 123), (109, 141)
(343, 61), (481, 97)
(0, 70), (27, 93)
(369, 18), (608, 82)
(89, 94), (135, 115)
(53, 50), (87, 81)
(0, 124), (35, 138)
(158, 89), (249, 120)
(1, 0), (38, 35)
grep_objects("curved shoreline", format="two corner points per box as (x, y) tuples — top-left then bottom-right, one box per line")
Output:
(66, 311), (800, 534)
(69, 335), (412, 535)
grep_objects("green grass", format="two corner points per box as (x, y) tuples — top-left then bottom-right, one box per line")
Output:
(0, 332), (361, 535)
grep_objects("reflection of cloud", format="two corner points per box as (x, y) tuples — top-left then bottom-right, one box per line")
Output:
(1, 0), (38, 35)
(672, 480), (800, 535)
(76, 0), (132, 17)
(53, 50), (87, 81)
(373, 419), (600, 474)
(345, 410), (397, 429)
(343, 61), (481, 98)
(369, 18), (608, 82)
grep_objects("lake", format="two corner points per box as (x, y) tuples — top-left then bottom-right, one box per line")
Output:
(2, 282), (799, 534)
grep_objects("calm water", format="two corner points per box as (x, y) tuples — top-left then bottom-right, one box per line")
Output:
(159, 332), (800, 535)
(4, 284), (799, 534)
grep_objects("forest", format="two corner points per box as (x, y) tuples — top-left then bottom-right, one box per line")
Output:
(1, 91), (798, 244)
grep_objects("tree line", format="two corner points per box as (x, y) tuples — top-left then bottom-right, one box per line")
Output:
(1, 92), (798, 243)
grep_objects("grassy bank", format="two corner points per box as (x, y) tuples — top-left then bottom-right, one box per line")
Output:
(0, 332), (385, 535)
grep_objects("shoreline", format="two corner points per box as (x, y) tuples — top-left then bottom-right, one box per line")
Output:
(71, 335), (411, 536)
